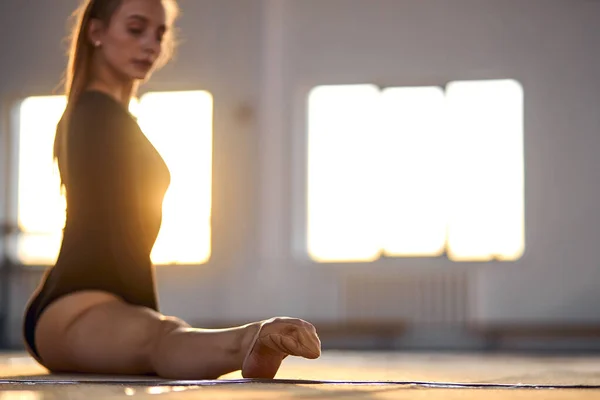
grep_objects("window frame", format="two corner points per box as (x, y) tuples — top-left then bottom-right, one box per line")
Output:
(292, 79), (525, 267)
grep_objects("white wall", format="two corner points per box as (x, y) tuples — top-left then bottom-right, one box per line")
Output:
(1, 0), (599, 348)
(270, 0), (600, 326)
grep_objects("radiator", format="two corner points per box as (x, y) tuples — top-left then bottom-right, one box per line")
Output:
(343, 270), (471, 326)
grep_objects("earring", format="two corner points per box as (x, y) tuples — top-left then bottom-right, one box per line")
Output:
(94, 40), (101, 47)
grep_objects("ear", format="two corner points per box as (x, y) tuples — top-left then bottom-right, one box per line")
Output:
(87, 18), (106, 47)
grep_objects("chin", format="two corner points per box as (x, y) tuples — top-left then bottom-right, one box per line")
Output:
(131, 72), (150, 81)
(126, 67), (153, 82)
(139, 73), (154, 83)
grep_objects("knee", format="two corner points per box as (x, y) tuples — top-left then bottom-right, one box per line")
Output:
(147, 316), (191, 376)
(149, 315), (188, 352)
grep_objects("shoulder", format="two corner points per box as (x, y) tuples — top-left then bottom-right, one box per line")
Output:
(68, 91), (136, 138)
(71, 91), (124, 124)
(66, 91), (129, 153)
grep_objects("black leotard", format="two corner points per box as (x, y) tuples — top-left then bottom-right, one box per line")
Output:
(23, 90), (171, 361)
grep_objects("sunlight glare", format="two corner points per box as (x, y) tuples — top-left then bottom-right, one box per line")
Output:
(137, 91), (213, 265)
(0, 391), (42, 400)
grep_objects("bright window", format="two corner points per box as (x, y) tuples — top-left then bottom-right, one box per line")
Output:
(306, 79), (524, 263)
(14, 91), (213, 266)
(306, 84), (384, 262)
(16, 96), (67, 265)
(379, 86), (448, 258)
(445, 80), (524, 262)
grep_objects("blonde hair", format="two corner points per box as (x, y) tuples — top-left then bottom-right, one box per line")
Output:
(54, 0), (179, 187)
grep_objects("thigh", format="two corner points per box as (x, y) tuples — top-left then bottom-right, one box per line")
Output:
(35, 290), (164, 375)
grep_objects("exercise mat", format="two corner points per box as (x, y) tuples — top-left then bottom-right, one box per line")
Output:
(1, 375), (600, 389)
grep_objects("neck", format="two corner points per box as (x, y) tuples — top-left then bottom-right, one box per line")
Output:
(87, 80), (136, 107)
(88, 59), (137, 107)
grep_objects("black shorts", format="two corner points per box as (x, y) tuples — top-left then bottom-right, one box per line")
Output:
(22, 289), (46, 363)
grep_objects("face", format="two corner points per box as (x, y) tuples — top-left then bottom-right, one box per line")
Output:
(90, 0), (168, 81)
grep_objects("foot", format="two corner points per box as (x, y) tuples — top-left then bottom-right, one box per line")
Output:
(241, 317), (321, 379)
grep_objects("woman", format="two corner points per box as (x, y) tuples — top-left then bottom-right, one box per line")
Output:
(22, 0), (321, 380)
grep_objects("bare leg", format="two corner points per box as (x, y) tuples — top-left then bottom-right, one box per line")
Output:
(33, 291), (320, 379)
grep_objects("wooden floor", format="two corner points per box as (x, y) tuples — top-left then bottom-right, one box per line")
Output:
(0, 350), (599, 399)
